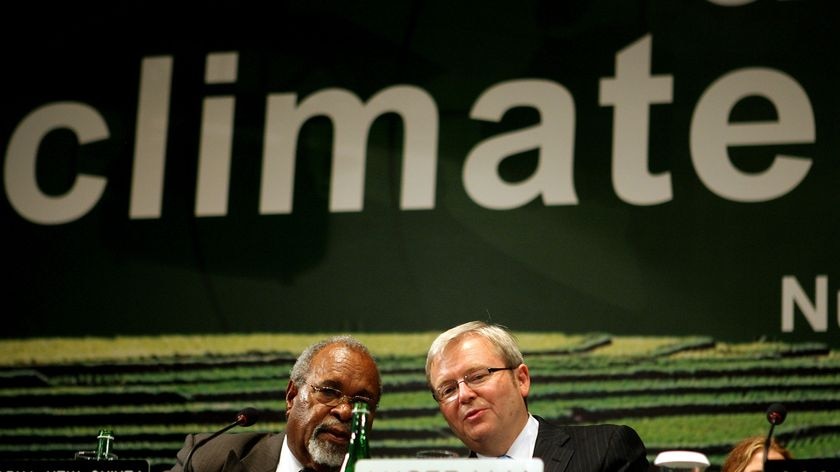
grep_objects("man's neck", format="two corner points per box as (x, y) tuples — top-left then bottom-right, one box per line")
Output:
(474, 412), (532, 457)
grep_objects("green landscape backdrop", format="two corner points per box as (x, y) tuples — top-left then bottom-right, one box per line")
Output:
(2, 333), (838, 471)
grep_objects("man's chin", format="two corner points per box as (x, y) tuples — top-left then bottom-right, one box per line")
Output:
(461, 426), (495, 451)
(308, 437), (347, 468)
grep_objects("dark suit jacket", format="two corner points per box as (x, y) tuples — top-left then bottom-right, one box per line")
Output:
(470, 417), (648, 472)
(167, 432), (284, 472)
(531, 417), (649, 472)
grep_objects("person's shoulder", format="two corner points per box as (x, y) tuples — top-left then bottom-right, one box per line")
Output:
(193, 431), (279, 449)
(537, 416), (635, 430)
(534, 417), (641, 440)
(167, 432), (282, 472)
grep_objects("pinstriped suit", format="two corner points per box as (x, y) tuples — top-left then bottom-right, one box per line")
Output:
(469, 417), (649, 472)
(531, 417), (649, 472)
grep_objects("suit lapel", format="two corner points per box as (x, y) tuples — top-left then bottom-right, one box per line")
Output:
(533, 417), (573, 472)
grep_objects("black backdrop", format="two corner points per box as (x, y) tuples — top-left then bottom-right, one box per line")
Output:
(2, 0), (838, 343)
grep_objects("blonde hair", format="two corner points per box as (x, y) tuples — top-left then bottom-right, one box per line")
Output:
(721, 436), (792, 472)
(424, 321), (524, 385)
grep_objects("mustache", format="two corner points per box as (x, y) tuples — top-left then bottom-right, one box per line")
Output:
(313, 416), (351, 436)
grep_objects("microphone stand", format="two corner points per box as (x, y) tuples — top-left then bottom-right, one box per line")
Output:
(183, 408), (260, 472)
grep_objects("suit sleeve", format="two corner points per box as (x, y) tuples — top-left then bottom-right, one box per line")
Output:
(164, 432), (277, 472)
(604, 425), (650, 472)
(167, 434), (199, 472)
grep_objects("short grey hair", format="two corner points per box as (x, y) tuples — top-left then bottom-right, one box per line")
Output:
(425, 321), (524, 385)
(290, 335), (382, 397)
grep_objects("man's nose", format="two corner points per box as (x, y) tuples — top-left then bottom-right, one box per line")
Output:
(332, 400), (354, 420)
(457, 381), (477, 402)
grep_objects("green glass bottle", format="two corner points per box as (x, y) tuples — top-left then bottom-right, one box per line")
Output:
(95, 429), (116, 460)
(339, 402), (370, 472)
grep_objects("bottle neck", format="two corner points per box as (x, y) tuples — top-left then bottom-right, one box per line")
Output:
(95, 430), (114, 460)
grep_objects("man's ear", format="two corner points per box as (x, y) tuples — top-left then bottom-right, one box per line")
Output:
(285, 380), (298, 417)
(515, 363), (531, 398)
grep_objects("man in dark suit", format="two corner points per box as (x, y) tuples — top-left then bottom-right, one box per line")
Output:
(425, 321), (648, 472)
(168, 336), (382, 472)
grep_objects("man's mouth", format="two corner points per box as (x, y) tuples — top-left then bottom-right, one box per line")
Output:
(463, 408), (486, 422)
(317, 425), (351, 443)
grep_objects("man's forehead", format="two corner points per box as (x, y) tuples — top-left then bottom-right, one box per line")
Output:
(433, 337), (503, 374)
(308, 344), (378, 389)
(311, 343), (368, 365)
(441, 334), (499, 359)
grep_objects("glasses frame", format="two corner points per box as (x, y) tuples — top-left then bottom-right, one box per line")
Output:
(432, 366), (515, 403)
(307, 383), (378, 410)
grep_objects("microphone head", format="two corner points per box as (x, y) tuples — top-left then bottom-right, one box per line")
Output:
(766, 403), (787, 425)
(235, 407), (261, 427)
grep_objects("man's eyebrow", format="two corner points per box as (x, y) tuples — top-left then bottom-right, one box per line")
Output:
(353, 387), (377, 399)
(438, 365), (485, 382)
(318, 379), (376, 398)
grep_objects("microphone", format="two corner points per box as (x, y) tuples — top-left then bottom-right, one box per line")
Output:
(766, 403), (787, 426)
(183, 407), (261, 472)
(234, 407), (260, 427)
(762, 403), (787, 470)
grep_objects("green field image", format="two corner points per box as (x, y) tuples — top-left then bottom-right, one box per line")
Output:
(1, 333), (838, 472)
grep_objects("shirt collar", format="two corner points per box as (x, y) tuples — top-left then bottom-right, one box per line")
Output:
(476, 414), (539, 459)
(276, 435), (305, 472)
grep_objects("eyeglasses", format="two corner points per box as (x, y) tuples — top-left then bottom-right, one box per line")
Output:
(308, 384), (378, 410)
(432, 367), (515, 403)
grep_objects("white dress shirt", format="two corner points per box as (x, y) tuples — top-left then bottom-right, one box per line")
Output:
(476, 414), (539, 459)
(276, 435), (304, 472)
